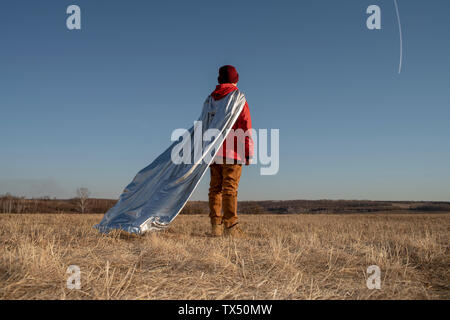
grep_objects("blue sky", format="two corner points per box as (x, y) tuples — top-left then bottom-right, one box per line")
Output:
(1, 0), (449, 201)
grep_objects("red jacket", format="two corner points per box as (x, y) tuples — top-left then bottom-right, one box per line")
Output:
(211, 83), (254, 162)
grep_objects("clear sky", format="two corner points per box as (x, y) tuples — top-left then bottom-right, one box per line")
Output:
(1, 0), (449, 201)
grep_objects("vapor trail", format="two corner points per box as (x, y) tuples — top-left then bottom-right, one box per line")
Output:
(393, 0), (403, 74)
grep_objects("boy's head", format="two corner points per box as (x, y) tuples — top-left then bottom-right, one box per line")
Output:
(218, 65), (239, 84)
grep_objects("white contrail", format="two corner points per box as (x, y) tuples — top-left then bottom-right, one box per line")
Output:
(393, 0), (403, 74)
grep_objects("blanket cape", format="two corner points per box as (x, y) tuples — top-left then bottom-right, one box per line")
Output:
(94, 90), (246, 234)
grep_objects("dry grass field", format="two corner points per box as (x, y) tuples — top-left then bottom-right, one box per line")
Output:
(0, 213), (449, 300)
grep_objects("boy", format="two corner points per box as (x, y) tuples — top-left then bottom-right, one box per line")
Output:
(208, 65), (253, 237)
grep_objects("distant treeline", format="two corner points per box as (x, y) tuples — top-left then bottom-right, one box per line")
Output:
(1, 194), (449, 214)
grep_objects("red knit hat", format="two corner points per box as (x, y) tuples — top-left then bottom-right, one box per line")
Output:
(218, 65), (239, 84)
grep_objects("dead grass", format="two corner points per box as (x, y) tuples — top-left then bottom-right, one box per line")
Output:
(0, 213), (449, 300)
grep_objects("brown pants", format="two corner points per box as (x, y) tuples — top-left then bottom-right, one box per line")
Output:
(209, 163), (242, 228)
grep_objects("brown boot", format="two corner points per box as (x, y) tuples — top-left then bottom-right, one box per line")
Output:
(224, 223), (246, 238)
(211, 224), (223, 237)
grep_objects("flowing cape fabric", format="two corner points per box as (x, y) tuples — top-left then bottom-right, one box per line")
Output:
(94, 90), (246, 234)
